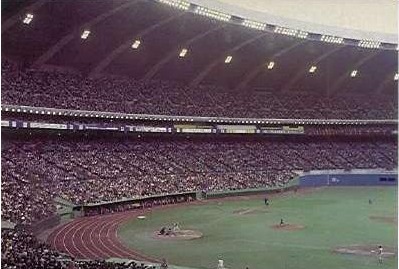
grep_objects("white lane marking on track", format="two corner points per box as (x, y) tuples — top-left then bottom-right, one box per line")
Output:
(94, 215), (127, 258)
(109, 213), (161, 262)
(70, 219), (96, 258)
(105, 215), (142, 258)
(87, 217), (112, 259)
(49, 220), (76, 252)
(96, 215), (128, 258)
(60, 219), (88, 256)
(94, 211), (158, 261)
(78, 218), (102, 259)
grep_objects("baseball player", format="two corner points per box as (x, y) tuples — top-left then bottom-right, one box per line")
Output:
(376, 245), (383, 264)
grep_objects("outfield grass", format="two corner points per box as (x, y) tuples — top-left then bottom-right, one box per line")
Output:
(118, 187), (397, 269)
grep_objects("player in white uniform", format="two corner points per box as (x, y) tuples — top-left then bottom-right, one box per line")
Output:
(377, 245), (383, 264)
(217, 259), (225, 269)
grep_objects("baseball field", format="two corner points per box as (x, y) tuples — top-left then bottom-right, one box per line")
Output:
(118, 187), (397, 269)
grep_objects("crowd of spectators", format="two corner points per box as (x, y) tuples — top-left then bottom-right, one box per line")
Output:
(1, 229), (153, 269)
(2, 137), (396, 225)
(1, 60), (397, 269)
(2, 62), (396, 120)
(1, 229), (66, 269)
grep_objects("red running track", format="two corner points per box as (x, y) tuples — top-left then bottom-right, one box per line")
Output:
(47, 211), (159, 262)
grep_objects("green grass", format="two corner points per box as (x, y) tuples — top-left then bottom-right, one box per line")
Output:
(118, 187), (397, 269)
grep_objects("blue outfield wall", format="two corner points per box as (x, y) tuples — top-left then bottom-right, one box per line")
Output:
(299, 171), (397, 187)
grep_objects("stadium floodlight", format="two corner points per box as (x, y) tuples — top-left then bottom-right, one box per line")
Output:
(224, 56), (233, 64)
(297, 31), (308, 39)
(267, 61), (275, 70)
(158, 0), (190, 10)
(194, 6), (231, 22)
(23, 13), (34, 24)
(358, 40), (381, 49)
(309, 65), (317, 73)
(81, 30), (91, 39)
(179, 48), (188, 57)
(350, 70), (358, 77)
(274, 26), (297, 36)
(132, 40), (141, 49)
(242, 19), (266, 31)
(274, 26), (308, 39)
(321, 35), (344, 44)
(395, 73), (399, 81)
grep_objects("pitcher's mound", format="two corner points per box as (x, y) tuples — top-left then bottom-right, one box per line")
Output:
(334, 245), (396, 257)
(153, 230), (203, 240)
(271, 224), (305, 231)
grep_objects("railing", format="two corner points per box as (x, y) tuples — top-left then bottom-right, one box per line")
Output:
(2, 104), (397, 125)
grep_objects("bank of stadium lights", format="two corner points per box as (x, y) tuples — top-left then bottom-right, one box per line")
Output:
(158, 0), (190, 10)
(395, 73), (399, 81)
(179, 48), (188, 57)
(296, 31), (309, 39)
(350, 70), (358, 77)
(131, 40), (141, 49)
(81, 30), (90, 39)
(309, 65), (317, 73)
(224, 56), (233, 64)
(358, 40), (381, 49)
(242, 19), (266, 31)
(321, 35), (344, 44)
(23, 13), (34, 24)
(267, 61), (275, 70)
(274, 26), (308, 39)
(194, 6), (231, 22)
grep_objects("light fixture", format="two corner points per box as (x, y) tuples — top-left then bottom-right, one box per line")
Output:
(296, 31), (308, 39)
(321, 35), (344, 44)
(132, 40), (141, 49)
(394, 73), (399, 81)
(81, 30), (90, 39)
(179, 48), (188, 57)
(242, 19), (266, 31)
(194, 6), (231, 22)
(158, 0), (190, 10)
(358, 40), (381, 49)
(309, 66), (317, 73)
(350, 70), (358, 77)
(267, 61), (275, 70)
(225, 56), (232, 64)
(23, 13), (34, 24)
(274, 26), (308, 39)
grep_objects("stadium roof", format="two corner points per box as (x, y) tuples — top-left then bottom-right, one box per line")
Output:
(193, 0), (398, 41)
(1, 0), (398, 96)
